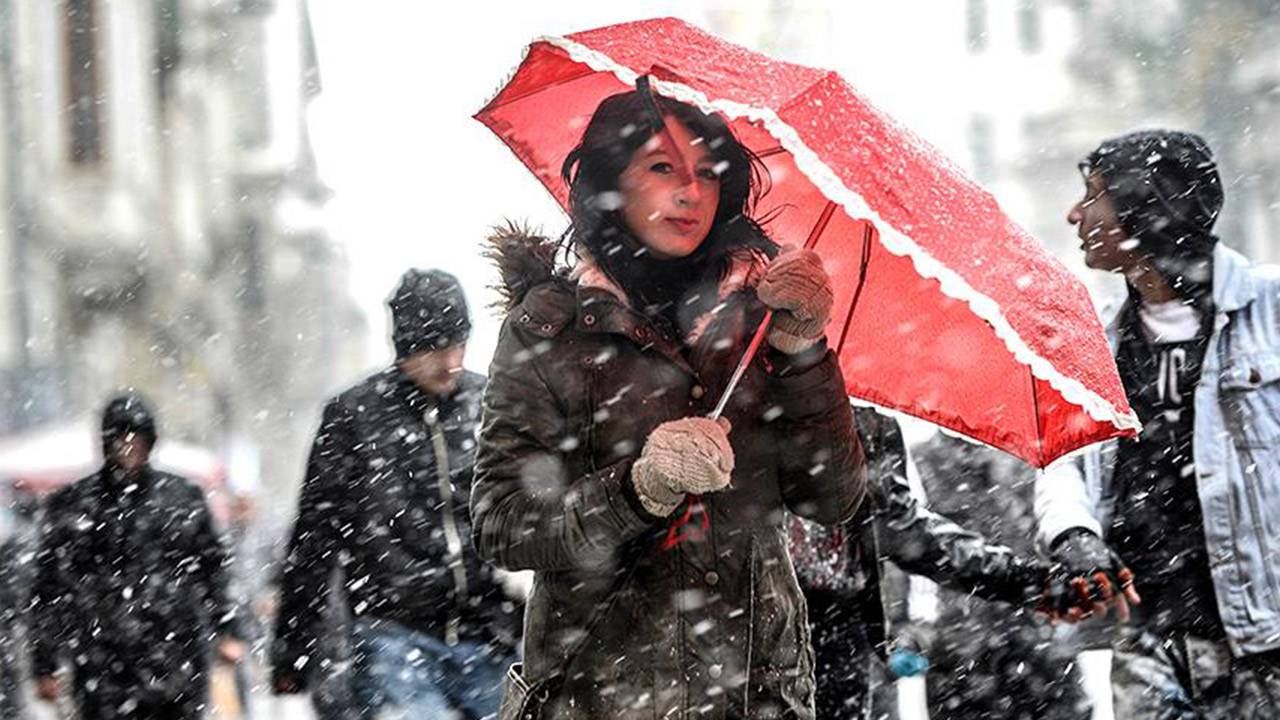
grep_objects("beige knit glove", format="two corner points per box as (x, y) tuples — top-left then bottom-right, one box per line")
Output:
(632, 417), (734, 517)
(756, 248), (834, 354)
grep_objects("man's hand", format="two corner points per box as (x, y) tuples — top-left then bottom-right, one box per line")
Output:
(1045, 528), (1141, 621)
(274, 676), (302, 695)
(216, 638), (247, 665)
(35, 675), (61, 702)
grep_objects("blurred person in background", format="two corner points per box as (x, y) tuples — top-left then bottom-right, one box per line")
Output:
(912, 432), (1091, 720)
(271, 270), (520, 719)
(0, 492), (38, 719)
(791, 407), (1055, 719)
(30, 392), (244, 719)
(1039, 130), (1280, 719)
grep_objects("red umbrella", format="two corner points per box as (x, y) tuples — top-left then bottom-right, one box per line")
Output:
(476, 17), (1138, 467)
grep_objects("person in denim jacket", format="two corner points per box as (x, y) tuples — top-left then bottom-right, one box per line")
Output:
(1037, 130), (1280, 719)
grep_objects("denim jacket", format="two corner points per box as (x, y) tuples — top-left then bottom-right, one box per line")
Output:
(1037, 244), (1280, 657)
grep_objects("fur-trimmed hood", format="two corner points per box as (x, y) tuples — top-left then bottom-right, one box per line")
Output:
(484, 221), (769, 318)
(483, 222), (569, 312)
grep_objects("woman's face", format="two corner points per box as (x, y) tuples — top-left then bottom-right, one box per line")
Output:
(618, 116), (722, 259)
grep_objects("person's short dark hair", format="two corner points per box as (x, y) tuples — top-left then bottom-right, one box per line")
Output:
(1081, 129), (1223, 258)
(387, 269), (471, 360)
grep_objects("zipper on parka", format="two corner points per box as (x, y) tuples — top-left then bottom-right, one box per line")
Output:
(425, 407), (469, 646)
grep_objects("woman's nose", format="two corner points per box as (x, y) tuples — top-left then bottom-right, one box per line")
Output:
(674, 180), (701, 207)
(1067, 202), (1083, 226)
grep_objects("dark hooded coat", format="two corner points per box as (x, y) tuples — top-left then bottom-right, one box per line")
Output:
(471, 228), (865, 719)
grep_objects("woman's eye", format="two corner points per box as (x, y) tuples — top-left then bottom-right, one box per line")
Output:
(696, 167), (720, 181)
(650, 162), (673, 174)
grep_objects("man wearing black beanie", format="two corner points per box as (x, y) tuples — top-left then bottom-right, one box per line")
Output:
(273, 269), (521, 719)
(31, 392), (244, 718)
(1038, 130), (1280, 718)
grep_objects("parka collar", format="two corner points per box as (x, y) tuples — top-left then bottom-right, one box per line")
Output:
(570, 248), (767, 377)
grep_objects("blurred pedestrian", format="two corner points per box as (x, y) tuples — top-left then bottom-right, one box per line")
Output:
(791, 408), (1053, 719)
(271, 270), (520, 719)
(913, 432), (1090, 720)
(0, 493), (38, 720)
(30, 393), (244, 719)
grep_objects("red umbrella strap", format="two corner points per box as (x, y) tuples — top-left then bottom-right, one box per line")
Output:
(636, 75), (693, 187)
(660, 494), (711, 550)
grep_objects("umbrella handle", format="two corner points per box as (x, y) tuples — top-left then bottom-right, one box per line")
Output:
(709, 309), (773, 420)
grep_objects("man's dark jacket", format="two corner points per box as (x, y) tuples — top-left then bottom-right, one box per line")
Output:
(272, 367), (519, 690)
(31, 465), (238, 706)
(793, 408), (1044, 655)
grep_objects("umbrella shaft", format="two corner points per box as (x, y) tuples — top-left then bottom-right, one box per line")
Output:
(710, 309), (773, 420)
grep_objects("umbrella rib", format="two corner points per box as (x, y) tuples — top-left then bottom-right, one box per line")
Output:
(803, 201), (838, 250)
(1029, 367), (1046, 467)
(835, 223), (874, 356)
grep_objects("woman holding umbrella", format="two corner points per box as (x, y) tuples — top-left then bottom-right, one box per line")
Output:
(471, 83), (865, 719)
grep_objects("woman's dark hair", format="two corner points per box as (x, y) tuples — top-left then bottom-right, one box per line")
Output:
(559, 88), (775, 286)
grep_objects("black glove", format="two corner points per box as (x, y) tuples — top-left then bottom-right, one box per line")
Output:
(1046, 528), (1141, 620)
(998, 555), (1052, 606)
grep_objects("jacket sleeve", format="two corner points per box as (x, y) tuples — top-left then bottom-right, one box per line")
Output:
(29, 501), (70, 678)
(767, 345), (865, 525)
(270, 400), (352, 690)
(471, 320), (657, 573)
(861, 416), (1039, 604)
(1035, 452), (1103, 551)
(188, 486), (241, 642)
(878, 456), (1036, 604)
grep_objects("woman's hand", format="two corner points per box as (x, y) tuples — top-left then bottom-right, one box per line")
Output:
(757, 249), (834, 354)
(632, 417), (734, 517)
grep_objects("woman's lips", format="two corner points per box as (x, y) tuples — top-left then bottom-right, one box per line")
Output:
(666, 217), (698, 233)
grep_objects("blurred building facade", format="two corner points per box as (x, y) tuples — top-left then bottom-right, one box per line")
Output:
(0, 0), (365, 510)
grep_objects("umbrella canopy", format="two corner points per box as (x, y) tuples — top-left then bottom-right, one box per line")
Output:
(0, 419), (227, 494)
(476, 17), (1138, 467)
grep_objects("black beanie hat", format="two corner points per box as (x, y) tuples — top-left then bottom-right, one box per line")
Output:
(388, 269), (471, 359)
(101, 392), (157, 455)
(1081, 129), (1223, 259)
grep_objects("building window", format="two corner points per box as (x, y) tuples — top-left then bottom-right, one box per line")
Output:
(155, 0), (181, 103)
(967, 0), (988, 52)
(969, 116), (994, 182)
(1018, 0), (1043, 54)
(234, 24), (271, 149)
(63, 0), (102, 165)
